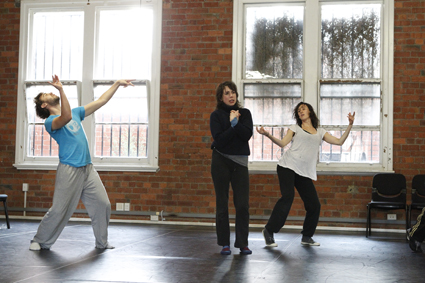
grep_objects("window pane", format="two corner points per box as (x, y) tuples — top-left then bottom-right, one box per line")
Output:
(96, 8), (153, 79)
(245, 5), (303, 79)
(29, 11), (84, 80)
(245, 83), (301, 161)
(94, 124), (148, 157)
(28, 124), (59, 157)
(26, 84), (79, 124)
(94, 83), (148, 158)
(320, 130), (380, 163)
(244, 83), (301, 125)
(321, 4), (381, 79)
(26, 84), (79, 157)
(250, 127), (293, 161)
(320, 83), (380, 126)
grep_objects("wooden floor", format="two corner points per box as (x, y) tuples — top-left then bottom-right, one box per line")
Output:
(0, 219), (424, 283)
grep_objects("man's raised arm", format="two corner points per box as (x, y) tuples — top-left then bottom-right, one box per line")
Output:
(50, 75), (72, 131)
(84, 79), (134, 117)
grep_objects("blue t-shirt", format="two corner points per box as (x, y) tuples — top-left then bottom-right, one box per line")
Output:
(45, 107), (91, 167)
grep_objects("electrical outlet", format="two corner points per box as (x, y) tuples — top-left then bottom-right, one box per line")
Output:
(22, 183), (29, 192)
(387, 214), (397, 220)
(116, 203), (124, 211)
(124, 203), (130, 211)
(150, 215), (159, 221)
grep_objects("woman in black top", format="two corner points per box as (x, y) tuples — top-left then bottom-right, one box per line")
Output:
(210, 81), (253, 255)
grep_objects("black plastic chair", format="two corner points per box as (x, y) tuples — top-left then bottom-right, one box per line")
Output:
(0, 194), (10, 229)
(408, 175), (425, 227)
(366, 173), (408, 237)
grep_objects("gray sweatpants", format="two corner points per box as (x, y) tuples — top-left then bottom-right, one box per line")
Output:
(33, 163), (111, 249)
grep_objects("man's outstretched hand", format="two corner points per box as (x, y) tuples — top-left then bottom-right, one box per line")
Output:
(117, 79), (135, 88)
(48, 75), (63, 90)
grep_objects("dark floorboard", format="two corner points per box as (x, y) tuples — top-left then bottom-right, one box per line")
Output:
(0, 220), (424, 283)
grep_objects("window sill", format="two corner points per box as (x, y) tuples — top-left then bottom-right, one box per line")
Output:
(248, 161), (393, 175)
(13, 161), (159, 172)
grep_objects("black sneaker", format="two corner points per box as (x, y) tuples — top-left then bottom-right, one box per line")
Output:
(301, 236), (320, 246)
(262, 228), (278, 247)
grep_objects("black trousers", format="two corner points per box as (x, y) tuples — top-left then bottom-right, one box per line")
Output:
(410, 207), (425, 242)
(265, 166), (321, 237)
(211, 150), (250, 248)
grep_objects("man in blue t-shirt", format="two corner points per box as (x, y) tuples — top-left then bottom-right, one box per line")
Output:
(29, 75), (134, 251)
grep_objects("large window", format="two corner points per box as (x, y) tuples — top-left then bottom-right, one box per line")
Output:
(14, 0), (162, 172)
(233, 0), (394, 174)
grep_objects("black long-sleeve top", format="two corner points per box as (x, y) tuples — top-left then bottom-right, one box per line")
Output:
(210, 105), (253, 155)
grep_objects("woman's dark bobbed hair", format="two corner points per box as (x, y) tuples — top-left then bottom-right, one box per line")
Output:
(215, 81), (241, 109)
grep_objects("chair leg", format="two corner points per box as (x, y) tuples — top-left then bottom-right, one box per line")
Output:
(366, 205), (370, 237)
(369, 207), (372, 236)
(2, 200), (10, 229)
(408, 206), (411, 229)
(405, 205), (409, 231)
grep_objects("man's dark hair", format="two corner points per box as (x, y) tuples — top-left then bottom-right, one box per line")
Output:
(293, 102), (320, 129)
(215, 81), (242, 110)
(34, 92), (51, 119)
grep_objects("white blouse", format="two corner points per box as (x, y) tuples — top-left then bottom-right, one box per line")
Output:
(278, 124), (327, 181)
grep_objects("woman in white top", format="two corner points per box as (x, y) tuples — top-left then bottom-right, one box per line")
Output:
(256, 102), (355, 247)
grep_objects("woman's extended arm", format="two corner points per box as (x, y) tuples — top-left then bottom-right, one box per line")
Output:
(323, 112), (355, 146)
(256, 126), (294, 148)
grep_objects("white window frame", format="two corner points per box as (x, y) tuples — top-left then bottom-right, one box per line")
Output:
(232, 0), (394, 174)
(14, 0), (162, 172)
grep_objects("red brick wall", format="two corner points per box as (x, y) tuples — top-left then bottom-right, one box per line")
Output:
(392, 0), (425, 223)
(1, 0), (424, 229)
(0, 1), (20, 205)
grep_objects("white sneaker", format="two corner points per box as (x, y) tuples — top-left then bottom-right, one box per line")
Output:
(29, 241), (41, 251)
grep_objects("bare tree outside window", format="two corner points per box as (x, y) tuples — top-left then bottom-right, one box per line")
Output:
(321, 5), (380, 79)
(246, 6), (303, 79)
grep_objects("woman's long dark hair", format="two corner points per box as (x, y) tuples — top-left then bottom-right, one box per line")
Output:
(215, 81), (242, 110)
(293, 102), (319, 129)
